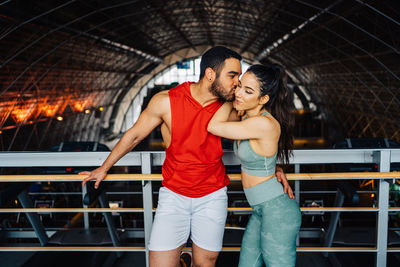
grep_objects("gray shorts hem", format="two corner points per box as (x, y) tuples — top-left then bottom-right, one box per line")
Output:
(148, 242), (186, 252)
(191, 240), (223, 252)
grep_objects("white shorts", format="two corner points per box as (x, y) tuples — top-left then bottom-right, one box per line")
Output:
(148, 186), (228, 252)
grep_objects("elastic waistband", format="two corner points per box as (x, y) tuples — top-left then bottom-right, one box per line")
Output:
(241, 166), (276, 177)
(243, 177), (284, 206)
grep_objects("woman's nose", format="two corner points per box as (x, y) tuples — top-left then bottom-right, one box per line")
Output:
(235, 89), (241, 98)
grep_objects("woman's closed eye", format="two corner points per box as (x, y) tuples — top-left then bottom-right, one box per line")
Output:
(244, 86), (254, 94)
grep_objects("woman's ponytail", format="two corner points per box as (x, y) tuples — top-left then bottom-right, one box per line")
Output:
(247, 64), (294, 165)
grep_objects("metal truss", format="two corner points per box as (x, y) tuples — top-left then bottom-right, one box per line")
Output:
(0, 0), (399, 150)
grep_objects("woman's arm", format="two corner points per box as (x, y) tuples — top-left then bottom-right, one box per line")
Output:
(209, 102), (233, 124)
(208, 103), (276, 140)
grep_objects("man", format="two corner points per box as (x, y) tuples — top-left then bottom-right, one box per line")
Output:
(81, 46), (292, 267)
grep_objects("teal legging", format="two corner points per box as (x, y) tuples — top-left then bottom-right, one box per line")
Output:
(239, 182), (301, 267)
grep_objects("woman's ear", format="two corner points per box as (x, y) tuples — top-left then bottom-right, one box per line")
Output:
(259, 94), (270, 105)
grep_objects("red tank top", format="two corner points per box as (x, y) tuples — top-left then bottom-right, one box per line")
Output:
(162, 82), (230, 197)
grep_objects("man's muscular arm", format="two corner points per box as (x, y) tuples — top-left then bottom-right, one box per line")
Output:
(276, 166), (295, 199)
(81, 91), (169, 189)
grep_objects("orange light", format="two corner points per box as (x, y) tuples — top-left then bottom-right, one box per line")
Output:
(371, 193), (375, 198)
(73, 102), (85, 112)
(298, 109), (305, 115)
(56, 116), (63, 121)
(11, 105), (36, 123)
(42, 103), (61, 117)
(294, 138), (325, 146)
(70, 97), (94, 113)
(0, 130), (2, 134)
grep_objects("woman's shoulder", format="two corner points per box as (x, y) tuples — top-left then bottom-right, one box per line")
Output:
(256, 114), (281, 134)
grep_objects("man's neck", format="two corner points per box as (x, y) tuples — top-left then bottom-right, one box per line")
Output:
(190, 80), (219, 107)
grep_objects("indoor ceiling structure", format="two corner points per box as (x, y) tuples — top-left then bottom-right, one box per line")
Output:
(0, 0), (399, 150)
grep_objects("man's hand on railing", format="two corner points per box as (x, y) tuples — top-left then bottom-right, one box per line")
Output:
(276, 166), (295, 199)
(80, 167), (108, 189)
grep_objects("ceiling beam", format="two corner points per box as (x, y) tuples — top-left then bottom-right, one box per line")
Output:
(149, 1), (195, 50)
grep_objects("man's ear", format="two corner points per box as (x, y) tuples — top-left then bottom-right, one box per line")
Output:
(259, 94), (270, 105)
(205, 67), (216, 82)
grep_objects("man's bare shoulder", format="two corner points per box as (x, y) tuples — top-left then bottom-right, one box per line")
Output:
(146, 90), (170, 115)
(151, 90), (169, 99)
(151, 90), (169, 104)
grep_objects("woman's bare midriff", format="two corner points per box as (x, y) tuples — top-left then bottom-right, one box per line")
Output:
(241, 172), (275, 189)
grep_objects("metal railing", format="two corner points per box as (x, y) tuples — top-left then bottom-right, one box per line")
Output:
(1, 149), (400, 267)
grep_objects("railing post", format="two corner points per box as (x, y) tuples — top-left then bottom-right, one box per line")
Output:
(375, 150), (390, 267)
(141, 152), (153, 267)
(294, 164), (300, 204)
(82, 185), (89, 229)
(294, 164), (300, 246)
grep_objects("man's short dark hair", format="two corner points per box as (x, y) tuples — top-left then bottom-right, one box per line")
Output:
(199, 46), (242, 79)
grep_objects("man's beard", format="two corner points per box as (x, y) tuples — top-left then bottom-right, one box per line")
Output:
(210, 79), (235, 102)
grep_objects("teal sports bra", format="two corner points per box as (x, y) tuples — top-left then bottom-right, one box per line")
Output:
(233, 112), (277, 177)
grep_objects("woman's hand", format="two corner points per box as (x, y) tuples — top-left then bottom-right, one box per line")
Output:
(233, 102), (245, 117)
(80, 167), (108, 189)
(276, 167), (295, 199)
(237, 110), (245, 117)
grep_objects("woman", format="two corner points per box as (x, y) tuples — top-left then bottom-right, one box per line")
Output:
(208, 64), (301, 267)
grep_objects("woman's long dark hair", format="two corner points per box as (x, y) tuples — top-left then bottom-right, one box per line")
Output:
(247, 64), (294, 165)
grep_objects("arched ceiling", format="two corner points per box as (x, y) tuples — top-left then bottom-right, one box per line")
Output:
(0, 0), (399, 150)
